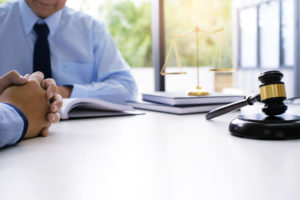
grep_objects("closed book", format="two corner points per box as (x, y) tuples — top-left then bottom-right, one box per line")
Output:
(127, 101), (225, 115)
(142, 91), (245, 106)
(60, 98), (138, 120)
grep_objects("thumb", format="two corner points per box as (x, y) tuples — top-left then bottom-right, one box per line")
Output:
(0, 70), (27, 94)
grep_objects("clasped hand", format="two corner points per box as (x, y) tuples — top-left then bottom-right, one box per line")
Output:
(0, 70), (63, 139)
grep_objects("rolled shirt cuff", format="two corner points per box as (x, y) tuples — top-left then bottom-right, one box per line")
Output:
(3, 103), (28, 143)
(70, 84), (89, 98)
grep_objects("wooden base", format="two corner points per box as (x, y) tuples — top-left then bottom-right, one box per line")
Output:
(229, 114), (300, 140)
(214, 72), (233, 92)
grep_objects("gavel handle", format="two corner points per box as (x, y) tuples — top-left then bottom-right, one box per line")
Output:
(206, 95), (260, 120)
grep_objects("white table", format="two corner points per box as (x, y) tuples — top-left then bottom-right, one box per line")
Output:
(1, 106), (300, 200)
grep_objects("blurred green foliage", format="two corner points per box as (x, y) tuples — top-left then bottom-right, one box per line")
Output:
(99, 1), (152, 67)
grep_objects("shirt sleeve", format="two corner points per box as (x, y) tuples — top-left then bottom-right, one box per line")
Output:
(70, 20), (138, 105)
(0, 103), (28, 149)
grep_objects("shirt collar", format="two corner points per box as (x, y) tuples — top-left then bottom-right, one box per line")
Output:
(18, 0), (63, 38)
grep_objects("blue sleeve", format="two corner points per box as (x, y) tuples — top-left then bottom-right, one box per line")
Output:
(0, 103), (28, 148)
(70, 21), (138, 105)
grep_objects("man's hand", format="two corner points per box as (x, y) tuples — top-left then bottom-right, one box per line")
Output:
(0, 73), (50, 138)
(0, 71), (63, 139)
(39, 77), (63, 136)
(0, 70), (28, 93)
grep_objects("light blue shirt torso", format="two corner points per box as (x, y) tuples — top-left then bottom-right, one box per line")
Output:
(0, 0), (137, 104)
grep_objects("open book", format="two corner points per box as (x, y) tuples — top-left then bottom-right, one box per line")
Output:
(60, 98), (136, 120)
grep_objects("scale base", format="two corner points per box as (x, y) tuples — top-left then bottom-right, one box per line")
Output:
(187, 86), (209, 96)
(229, 114), (300, 140)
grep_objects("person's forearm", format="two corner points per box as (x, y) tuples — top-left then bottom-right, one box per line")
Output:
(0, 103), (27, 148)
(70, 74), (137, 104)
(57, 86), (73, 98)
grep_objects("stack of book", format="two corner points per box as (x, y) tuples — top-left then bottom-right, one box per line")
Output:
(128, 91), (245, 115)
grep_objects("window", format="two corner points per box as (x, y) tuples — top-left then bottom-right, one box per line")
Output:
(67, 0), (152, 68)
(240, 7), (258, 68)
(282, 0), (294, 67)
(238, 0), (295, 69)
(164, 0), (232, 68)
(163, 0), (232, 91)
(259, 1), (280, 68)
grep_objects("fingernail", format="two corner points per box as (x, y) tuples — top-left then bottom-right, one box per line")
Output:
(53, 105), (58, 112)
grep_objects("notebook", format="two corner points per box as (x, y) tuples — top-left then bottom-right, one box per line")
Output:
(127, 101), (225, 115)
(142, 91), (245, 106)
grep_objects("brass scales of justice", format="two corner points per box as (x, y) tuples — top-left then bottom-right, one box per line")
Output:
(160, 25), (234, 96)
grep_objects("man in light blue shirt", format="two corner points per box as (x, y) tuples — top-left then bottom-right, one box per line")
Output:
(0, 70), (62, 149)
(0, 0), (137, 104)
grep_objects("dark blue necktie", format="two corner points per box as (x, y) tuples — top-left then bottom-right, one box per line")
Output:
(33, 23), (52, 78)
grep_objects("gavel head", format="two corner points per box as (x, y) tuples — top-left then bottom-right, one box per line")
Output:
(258, 70), (287, 116)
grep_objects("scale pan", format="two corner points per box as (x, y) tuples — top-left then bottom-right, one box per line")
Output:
(209, 68), (234, 72)
(160, 72), (187, 75)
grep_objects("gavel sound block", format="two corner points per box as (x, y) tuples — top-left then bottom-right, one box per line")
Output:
(206, 71), (300, 140)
